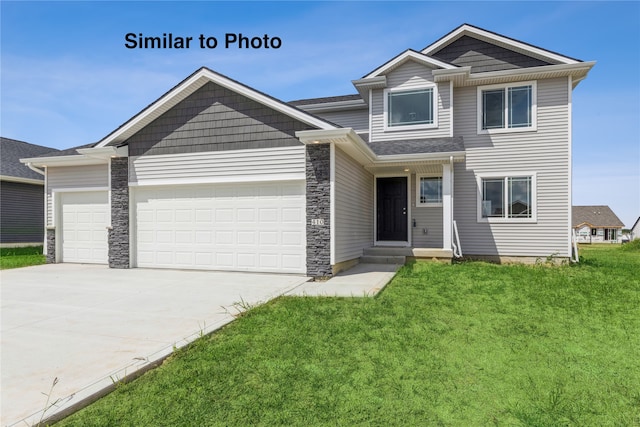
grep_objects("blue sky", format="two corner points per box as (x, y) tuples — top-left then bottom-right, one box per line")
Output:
(1, 1), (639, 227)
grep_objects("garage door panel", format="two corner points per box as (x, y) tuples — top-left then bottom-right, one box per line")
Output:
(135, 181), (305, 273)
(61, 191), (108, 264)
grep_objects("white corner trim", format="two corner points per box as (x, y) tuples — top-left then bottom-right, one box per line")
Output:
(329, 143), (336, 266)
(567, 75), (573, 258)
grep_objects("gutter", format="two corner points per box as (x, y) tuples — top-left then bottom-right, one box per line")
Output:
(26, 163), (45, 176)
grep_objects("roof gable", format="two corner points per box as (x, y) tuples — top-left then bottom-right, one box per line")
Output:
(1, 137), (58, 181)
(422, 24), (581, 66)
(362, 49), (457, 79)
(429, 35), (553, 73)
(96, 67), (337, 148)
(572, 205), (625, 228)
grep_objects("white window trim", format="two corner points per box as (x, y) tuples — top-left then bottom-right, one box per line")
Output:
(383, 84), (439, 132)
(476, 172), (537, 223)
(416, 173), (443, 207)
(476, 81), (537, 135)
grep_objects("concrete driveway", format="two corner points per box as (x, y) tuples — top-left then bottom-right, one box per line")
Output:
(1, 264), (309, 426)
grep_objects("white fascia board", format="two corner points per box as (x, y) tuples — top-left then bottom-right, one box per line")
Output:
(77, 145), (129, 159)
(298, 99), (367, 113)
(375, 151), (466, 163)
(364, 50), (456, 79)
(96, 69), (336, 148)
(20, 154), (108, 168)
(433, 62), (595, 87)
(422, 24), (581, 65)
(0, 175), (44, 185)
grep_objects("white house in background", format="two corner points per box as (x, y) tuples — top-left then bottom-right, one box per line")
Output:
(573, 205), (625, 244)
(21, 24), (595, 276)
(630, 217), (640, 240)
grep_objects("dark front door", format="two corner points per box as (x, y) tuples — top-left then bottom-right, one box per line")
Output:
(376, 177), (408, 242)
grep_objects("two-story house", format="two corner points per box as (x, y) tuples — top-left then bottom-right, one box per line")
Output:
(21, 24), (594, 276)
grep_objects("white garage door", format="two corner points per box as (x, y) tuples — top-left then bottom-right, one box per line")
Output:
(60, 191), (108, 264)
(134, 181), (306, 274)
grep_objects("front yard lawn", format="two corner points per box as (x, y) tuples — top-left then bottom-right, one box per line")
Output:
(58, 245), (639, 426)
(0, 246), (45, 270)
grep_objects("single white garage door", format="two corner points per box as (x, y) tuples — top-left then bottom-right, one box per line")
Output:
(60, 191), (108, 264)
(134, 181), (306, 274)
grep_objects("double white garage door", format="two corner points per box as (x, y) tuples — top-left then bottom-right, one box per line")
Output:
(134, 181), (306, 273)
(59, 182), (306, 273)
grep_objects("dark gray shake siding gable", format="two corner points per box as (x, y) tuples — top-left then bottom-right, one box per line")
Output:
(305, 144), (332, 277)
(430, 35), (554, 73)
(124, 81), (314, 156)
(108, 158), (129, 268)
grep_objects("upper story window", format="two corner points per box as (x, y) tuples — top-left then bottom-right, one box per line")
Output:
(477, 81), (537, 134)
(384, 85), (438, 131)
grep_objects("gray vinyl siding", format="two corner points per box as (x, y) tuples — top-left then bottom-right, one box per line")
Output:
(0, 181), (44, 244)
(334, 146), (374, 263)
(430, 36), (555, 73)
(452, 77), (570, 257)
(46, 164), (109, 226)
(370, 61), (451, 141)
(410, 175), (443, 248)
(126, 82), (313, 157)
(130, 146), (305, 185)
(313, 109), (369, 132)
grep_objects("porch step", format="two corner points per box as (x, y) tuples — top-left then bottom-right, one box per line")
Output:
(360, 255), (407, 265)
(363, 247), (413, 257)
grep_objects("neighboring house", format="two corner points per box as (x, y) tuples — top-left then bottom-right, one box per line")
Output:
(572, 205), (625, 244)
(630, 217), (640, 240)
(21, 24), (595, 275)
(1, 137), (58, 246)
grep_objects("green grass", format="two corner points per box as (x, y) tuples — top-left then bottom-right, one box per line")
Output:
(57, 246), (640, 426)
(0, 246), (45, 269)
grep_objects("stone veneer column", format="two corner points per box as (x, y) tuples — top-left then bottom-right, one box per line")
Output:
(108, 157), (130, 268)
(46, 228), (56, 263)
(305, 144), (332, 277)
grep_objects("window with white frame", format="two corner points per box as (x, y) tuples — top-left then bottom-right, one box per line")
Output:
(417, 175), (442, 206)
(478, 82), (536, 133)
(385, 86), (437, 130)
(479, 175), (535, 221)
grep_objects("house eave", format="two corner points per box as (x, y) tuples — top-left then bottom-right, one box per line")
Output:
(296, 128), (466, 167)
(363, 49), (457, 80)
(433, 62), (595, 88)
(0, 175), (44, 185)
(77, 145), (129, 159)
(20, 154), (108, 168)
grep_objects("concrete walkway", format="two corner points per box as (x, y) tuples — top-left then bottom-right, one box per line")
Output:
(287, 263), (402, 297)
(1, 264), (309, 426)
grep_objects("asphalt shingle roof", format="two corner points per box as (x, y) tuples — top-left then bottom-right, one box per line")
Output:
(0, 137), (59, 181)
(288, 94), (363, 106)
(366, 136), (465, 156)
(572, 205), (625, 228)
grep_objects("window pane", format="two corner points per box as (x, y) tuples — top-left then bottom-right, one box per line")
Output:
(482, 178), (504, 217)
(482, 89), (504, 129)
(508, 176), (532, 218)
(388, 89), (433, 127)
(508, 86), (532, 128)
(420, 177), (442, 203)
